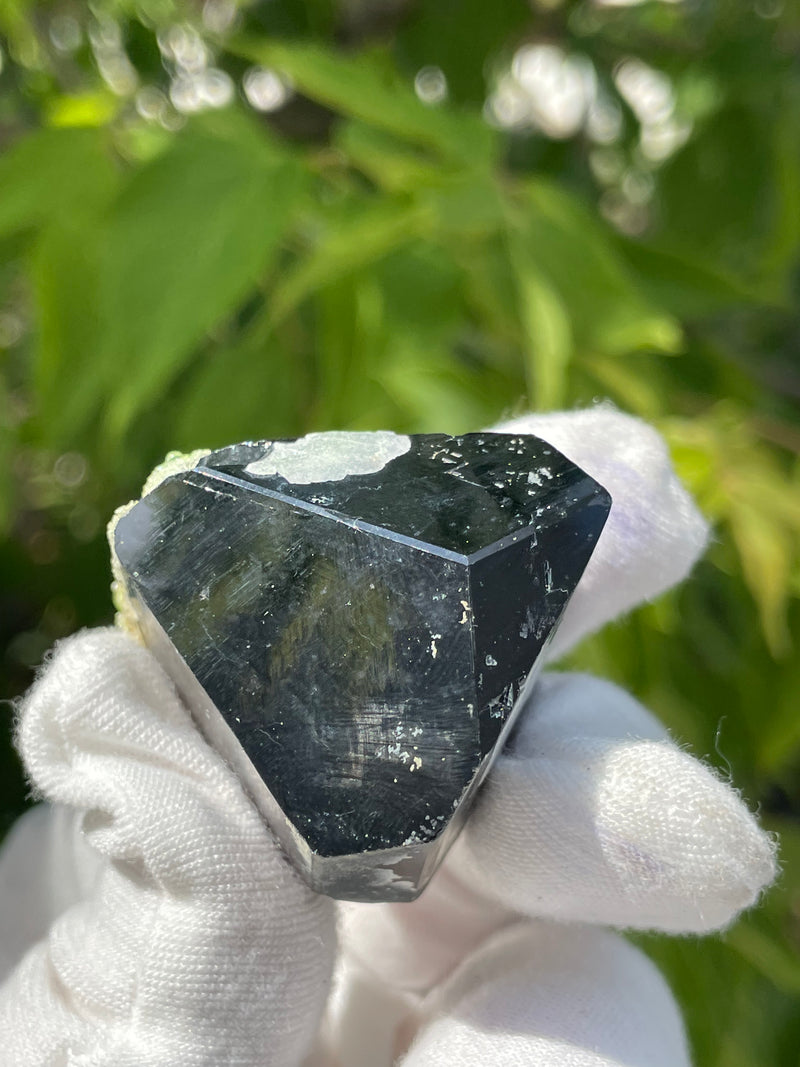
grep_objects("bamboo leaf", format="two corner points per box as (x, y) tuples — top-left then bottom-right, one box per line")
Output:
(100, 115), (306, 443)
(231, 38), (496, 166)
(268, 199), (431, 328)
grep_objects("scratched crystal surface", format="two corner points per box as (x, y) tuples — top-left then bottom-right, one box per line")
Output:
(113, 432), (611, 901)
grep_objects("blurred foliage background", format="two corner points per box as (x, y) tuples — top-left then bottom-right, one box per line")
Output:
(0, 0), (799, 1062)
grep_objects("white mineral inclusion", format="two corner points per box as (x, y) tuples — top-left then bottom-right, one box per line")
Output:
(108, 447), (210, 639)
(244, 430), (412, 485)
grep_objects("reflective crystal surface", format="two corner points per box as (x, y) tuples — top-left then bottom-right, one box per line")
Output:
(113, 432), (611, 901)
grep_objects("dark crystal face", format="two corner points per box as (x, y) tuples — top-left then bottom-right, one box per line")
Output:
(113, 432), (611, 901)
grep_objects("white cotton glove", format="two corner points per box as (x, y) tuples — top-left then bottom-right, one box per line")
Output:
(0, 407), (777, 1067)
(0, 636), (336, 1067)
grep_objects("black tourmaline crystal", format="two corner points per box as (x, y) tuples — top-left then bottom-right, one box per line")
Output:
(113, 432), (611, 902)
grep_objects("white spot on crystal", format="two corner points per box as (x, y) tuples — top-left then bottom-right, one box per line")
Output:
(244, 430), (411, 484)
(485, 654), (497, 667)
(459, 600), (471, 624)
(410, 755), (423, 772)
(544, 560), (553, 592)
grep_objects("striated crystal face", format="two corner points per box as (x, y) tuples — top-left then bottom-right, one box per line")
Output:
(113, 432), (611, 901)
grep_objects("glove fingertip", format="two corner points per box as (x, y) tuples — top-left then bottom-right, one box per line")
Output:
(450, 698), (777, 935)
(400, 922), (691, 1067)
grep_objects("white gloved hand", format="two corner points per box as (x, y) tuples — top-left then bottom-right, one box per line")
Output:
(0, 407), (777, 1067)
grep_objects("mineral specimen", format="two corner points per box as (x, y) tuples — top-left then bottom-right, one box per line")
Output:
(112, 431), (611, 901)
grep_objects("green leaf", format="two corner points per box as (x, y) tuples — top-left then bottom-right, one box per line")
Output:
(423, 172), (506, 239)
(459, 237), (524, 349)
(31, 207), (110, 444)
(378, 346), (509, 433)
(396, 0), (531, 104)
(335, 121), (443, 194)
(658, 104), (774, 279)
(508, 234), (573, 411)
(762, 109), (800, 282)
(45, 90), (120, 129)
(375, 247), (517, 430)
(616, 239), (772, 318)
(520, 180), (683, 358)
(310, 274), (388, 429)
(584, 353), (667, 418)
(378, 245), (464, 344)
(231, 38), (496, 167)
(0, 378), (14, 536)
(100, 114), (306, 442)
(728, 494), (793, 657)
(726, 913), (800, 999)
(755, 655), (800, 775)
(0, 127), (117, 241)
(172, 325), (308, 451)
(268, 198), (431, 328)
